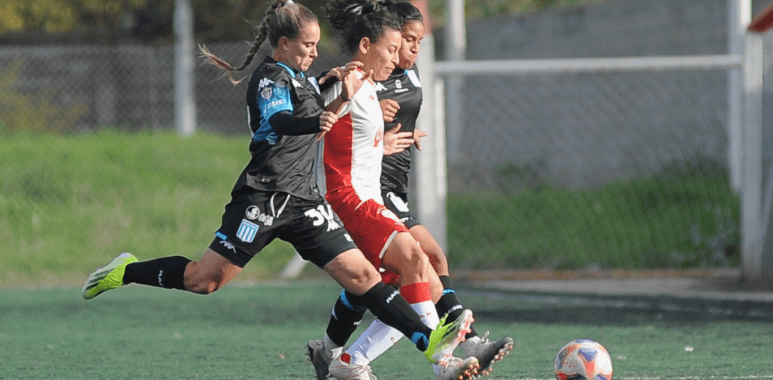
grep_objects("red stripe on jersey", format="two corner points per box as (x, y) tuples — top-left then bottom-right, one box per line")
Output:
(324, 113), (354, 192)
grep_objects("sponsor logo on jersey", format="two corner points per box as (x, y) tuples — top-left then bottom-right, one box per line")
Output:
(291, 79), (302, 88)
(258, 78), (274, 89)
(394, 79), (409, 93)
(375, 82), (388, 92)
(373, 129), (384, 147)
(257, 213), (274, 226)
(236, 219), (259, 243)
(219, 239), (237, 253)
(245, 205), (260, 220)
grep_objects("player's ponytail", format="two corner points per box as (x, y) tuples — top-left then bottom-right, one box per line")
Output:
(200, 0), (317, 85)
(325, 0), (401, 56)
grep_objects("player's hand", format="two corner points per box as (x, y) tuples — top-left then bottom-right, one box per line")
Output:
(380, 99), (400, 122)
(341, 66), (371, 101)
(383, 123), (413, 156)
(320, 61), (363, 84)
(317, 111), (338, 141)
(413, 128), (428, 151)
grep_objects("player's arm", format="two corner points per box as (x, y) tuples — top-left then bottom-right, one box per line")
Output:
(380, 99), (413, 156)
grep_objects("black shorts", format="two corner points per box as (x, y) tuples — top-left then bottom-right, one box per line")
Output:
(209, 189), (356, 268)
(381, 191), (420, 229)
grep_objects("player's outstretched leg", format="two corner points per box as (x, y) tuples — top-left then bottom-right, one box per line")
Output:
(459, 332), (514, 376)
(425, 309), (474, 365)
(81, 252), (138, 300)
(434, 356), (480, 380)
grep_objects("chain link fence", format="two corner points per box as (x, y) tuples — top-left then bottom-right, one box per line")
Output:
(0, 42), (347, 135)
(443, 69), (741, 270)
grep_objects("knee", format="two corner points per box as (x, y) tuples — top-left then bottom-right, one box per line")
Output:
(345, 265), (381, 292)
(184, 263), (226, 295)
(403, 245), (430, 274)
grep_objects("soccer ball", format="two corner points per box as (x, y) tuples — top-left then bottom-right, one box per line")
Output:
(554, 339), (613, 380)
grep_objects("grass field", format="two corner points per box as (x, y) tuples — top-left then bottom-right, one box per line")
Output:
(2, 280), (772, 379)
(0, 130), (739, 287)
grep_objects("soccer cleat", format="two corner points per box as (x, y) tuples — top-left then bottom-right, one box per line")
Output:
(434, 356), (480, 380)
(81, 252), (137, 300)
(459, 332), (514, 376)
(425, 309), (474, 365)
(306, 339), (338, 380)
(328, 354), (377, 380)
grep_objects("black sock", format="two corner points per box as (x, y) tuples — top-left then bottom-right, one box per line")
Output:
(326, 290), (368, 347)
(361, 282), (433, 351)
(123, 256), (191, 290)
(436, 275), (478, 339)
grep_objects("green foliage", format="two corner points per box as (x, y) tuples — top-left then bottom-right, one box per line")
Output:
(448, 163), (740, 270)
(0, 130), (294, 287)
(0, 60), (88, 134)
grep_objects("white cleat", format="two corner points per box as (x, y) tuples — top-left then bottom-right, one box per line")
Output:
(434, 356), (480, 380)
(328, 354), (377, 380)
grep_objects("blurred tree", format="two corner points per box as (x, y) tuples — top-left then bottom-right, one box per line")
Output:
(0, 0), (607, 42)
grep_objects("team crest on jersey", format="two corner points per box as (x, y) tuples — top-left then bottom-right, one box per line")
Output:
(236, 219), (259, 243)
(261, 86), (273, 100)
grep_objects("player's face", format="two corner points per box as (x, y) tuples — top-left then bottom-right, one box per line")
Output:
(398, 20), (425, 70)
(359, 28), (401, 81)
(283, 22), (320, 72)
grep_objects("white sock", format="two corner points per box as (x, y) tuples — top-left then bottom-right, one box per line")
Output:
(323, 333), (343, 361)
(411, 300), (440, 329)
(346, 319), (403, 366)
(343, 301), (440, 367)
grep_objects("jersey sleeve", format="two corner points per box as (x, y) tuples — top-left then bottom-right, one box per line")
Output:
(257, 77), (294, 127)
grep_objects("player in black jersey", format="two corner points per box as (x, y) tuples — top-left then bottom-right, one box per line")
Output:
(81, 0), (472, 369)
(307, 2), (513, 380)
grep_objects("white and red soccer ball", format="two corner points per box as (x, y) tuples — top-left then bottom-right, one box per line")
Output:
(554, 339), (613, 380)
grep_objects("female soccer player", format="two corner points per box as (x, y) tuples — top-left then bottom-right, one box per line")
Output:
(81, 0), (470, 368)
(313, 1), (478, 379)
(307, 2), (512, 380)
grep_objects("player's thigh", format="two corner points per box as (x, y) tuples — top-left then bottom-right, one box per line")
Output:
(381, 231), (430, 278)
(279, 199), (358, 269)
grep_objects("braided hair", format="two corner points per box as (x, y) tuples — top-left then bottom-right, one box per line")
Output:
(200, 0), (318, 85)
(325, 0), (402, 56)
